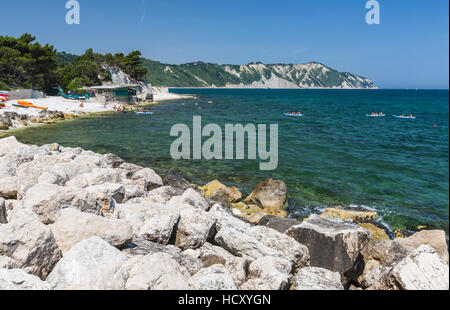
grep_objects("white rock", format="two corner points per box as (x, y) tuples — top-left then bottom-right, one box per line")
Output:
(0, 268), (51, 290)
(46, 237), (129, 290)
(51, 208), (133, 254)
(0, 136), (25, 157)
(209, 204), (251, 233)
(125, 252), (190, 290)
(214, 227), (283, 260)
(188, 264), (237, 290)
(71, 183), (125, 216)
(116, 202), (180, 245)
(169, 188), (210, 211)
(0, 208), (62, 279)
(131, 168), (163, 191)
(197, 242), (250, 287)
(144, 186), (178, 204)
(391, 245), (449, 290)
(65, 168), (122, 189)
(292, 267), (344, 290)
(0, 145), (38, 178)
(22, 183), (75, 224)
(246, 225), (309, 270)
(175, 206), (215, 250)
(241, 256), (292, 290)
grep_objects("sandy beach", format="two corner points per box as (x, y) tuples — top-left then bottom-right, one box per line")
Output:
(0, 91), (192, 131)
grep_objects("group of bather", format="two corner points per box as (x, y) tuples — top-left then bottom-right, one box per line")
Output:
(400, 113), (415, 118)
(286, 112), (303, 116)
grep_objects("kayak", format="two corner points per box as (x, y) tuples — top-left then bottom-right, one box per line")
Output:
(393, 115), (416, 119)
(17, 100), (34, 107)
(12, 103), (29, 109)
(284, 113), (304, 117)
(366, 114), (386, 117)
(135, 111), (154, 115)
(31, 106), (48, 110)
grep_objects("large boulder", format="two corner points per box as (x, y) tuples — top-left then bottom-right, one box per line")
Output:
(391, 245), (449, 290)
(0, 268), (52, 290)
(103, 153), (124, 168)
(71, 183), (125, 216)
(175, 205), (215, 250)
(116, 202), (180, 245)
(194, 242), (250, 287)
(246, 225), (309, 270)
(244, 178), (287, 211)
(209, 204), (251, 234)
(0, 197), (6, 223)
(258, 215), (300, 233)
(51, 208), (133, 254)
(320, 207), (378, 223)
(291, 267), (344, 290)
(188, 264), (237, 290)
(240, 256), (292, 290)
(163, 169), (192, 194)
(21, 183), (75, 224)
(144, 186), (178, 204)
(396, 230), (449, 263)
(201, 180), (242, 203)
(65, 168), (122, 189)
(15, 160), (71, 199)
(118, 163), (144, 178)
(0, 136), (25, 157)
(46, 237), (129, 290)
(357, 239), (411, 290)
(0, 144), (39, 178)
(0, 208), (62, 279)
(125, 252), (190, 290)
(131, 168), (163, 191)
(169, 188), (210, 211)
(122, 237), (204, 276)
(286, 214), (370, 278)
(214, 227), (283, 260)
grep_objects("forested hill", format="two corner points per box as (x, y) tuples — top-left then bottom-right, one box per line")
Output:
(58, 55), (377, 89)
(139, 60), (377, 89)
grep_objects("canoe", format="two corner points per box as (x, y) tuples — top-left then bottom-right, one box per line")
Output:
(135, 111), (154, 115)
(366, 114), (386, 117)
(284, 113), (304, 117)
(393, 115), (416, 119)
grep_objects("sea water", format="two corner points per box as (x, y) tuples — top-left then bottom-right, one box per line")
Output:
(3, 89), (448, 233)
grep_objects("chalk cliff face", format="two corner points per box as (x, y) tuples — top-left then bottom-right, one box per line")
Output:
(141, 60), (378, 89)
(221, 63), (377, 89)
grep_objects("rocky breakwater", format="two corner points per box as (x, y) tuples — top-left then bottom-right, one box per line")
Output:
(0, 136), (448, 290)
(0, 110), (79, 131)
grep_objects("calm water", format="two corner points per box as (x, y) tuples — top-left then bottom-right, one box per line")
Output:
(2, 89), (449, 233)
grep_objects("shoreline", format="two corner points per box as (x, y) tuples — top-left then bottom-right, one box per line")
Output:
(0, 92), (192, 132)
(0, 136), (448, 290)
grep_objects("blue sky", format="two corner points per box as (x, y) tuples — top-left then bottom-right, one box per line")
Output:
(2, 0), (449, 88)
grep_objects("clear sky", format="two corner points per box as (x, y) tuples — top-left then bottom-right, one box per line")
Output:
(2, 0), (449, 89)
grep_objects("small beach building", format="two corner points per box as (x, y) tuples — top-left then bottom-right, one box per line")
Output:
(88, 84), (142, 103)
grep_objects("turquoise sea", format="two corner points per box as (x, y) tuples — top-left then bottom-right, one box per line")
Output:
(2, 89), (449, 233)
